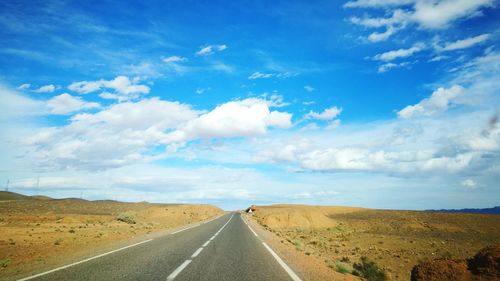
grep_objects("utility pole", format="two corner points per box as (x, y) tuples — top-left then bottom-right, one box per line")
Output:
(5, 179), (9, 192)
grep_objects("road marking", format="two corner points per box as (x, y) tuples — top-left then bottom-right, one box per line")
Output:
(165, 213), (234, 280)
(246, 223), (258, 237)
(166, 259), (192, 280)
(170, 213), (224, 235)
(191, 247), (203, 258)
(262, 242), (302, 281)
(17, 239), (153, 281)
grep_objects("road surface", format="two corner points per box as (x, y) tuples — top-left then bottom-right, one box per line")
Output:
(17, 213), (301, 281)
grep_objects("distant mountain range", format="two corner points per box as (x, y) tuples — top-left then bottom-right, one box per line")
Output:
(426, 206), (500, 215)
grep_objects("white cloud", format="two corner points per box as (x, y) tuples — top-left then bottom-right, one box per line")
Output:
(429, 55), (448, 62)
(47, 93), (100, 115)
(305, 106), (342, 121)
(326, 119), (341, 130)
(398, 85), (464, 118)
(162, 56), (189, 74)
(212, 62), (234, 73)
(23, 98), (200, 171)
(304, 85), (315, 92)
(195, 44), (227, 56)
(265, 94), (290, 108)
(344, 0), (414, 8)
(33, 84), (55, 93)
(374, 43), (424, 61)
(347, 0), (494, 40)
(461, 179), (477, 189)
(350, 9), (410, 41)
(17, 83), (30, 90)
(162, 56), (187, 63)
(68, 76), (150, 100)
(196, 87), (211, 95)
(165, 98), (292, 142)
(411, 0), (494, 29)
(0, 84), (47, 119)
(249, 72), (274, 79)
(378, 61), (410, 73)
(368, 25), (398, 42)
(440, 34), (490, 51)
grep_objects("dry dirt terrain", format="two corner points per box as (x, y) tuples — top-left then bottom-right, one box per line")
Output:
(0, 191), (223, 280)
(248, 204), (500, 281)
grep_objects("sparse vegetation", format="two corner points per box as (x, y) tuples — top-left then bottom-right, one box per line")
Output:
(0, 257), (11, 268)
(54, 238), (63, 245)
(336, 263), (351, 274)
(116, 213), (136, 224)
(352, 256), (387, 281)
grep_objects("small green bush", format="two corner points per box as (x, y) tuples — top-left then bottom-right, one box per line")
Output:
(336, 264), (351, 274)
(54, 238), (63, 245)
(0, 258), (10, 268)
(353, 256), (388, 281)
(117, 213), (136, 224)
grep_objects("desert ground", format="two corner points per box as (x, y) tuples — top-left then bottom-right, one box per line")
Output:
(0, 191), (223, 280)
(246, 204), (500, 281)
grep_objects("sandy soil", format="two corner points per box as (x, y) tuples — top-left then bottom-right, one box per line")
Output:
(0, 196), (223, 280)
(248, 204), (500, 281)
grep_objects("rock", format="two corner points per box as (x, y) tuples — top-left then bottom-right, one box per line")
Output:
(468, 244), (500, 278)
(411, 244), (499, 281)
(411, 259), (471, 281)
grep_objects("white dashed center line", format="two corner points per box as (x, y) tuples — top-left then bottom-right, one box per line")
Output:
(166, 213), (233, 280)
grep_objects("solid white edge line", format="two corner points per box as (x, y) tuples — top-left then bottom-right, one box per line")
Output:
(17, 239), (153, 281)
(166, 259), (192, 280)
(191, 247), (203, 258)
(262, 242), (302, 281)
(246, 223), (258, 237)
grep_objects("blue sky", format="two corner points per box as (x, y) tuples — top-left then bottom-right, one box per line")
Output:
(1, 0), (499, 210)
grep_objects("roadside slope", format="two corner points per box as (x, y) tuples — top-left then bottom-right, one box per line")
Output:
(0, 196), (223, 280)
(247, 204), (500, 281)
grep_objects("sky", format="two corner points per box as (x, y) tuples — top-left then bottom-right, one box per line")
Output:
(0, 0), (499, 210)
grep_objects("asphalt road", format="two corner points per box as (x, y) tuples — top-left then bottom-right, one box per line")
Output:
(17, 213), (300, 281)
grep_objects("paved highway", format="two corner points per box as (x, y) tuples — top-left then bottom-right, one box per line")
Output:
(17, 213), (301, 281)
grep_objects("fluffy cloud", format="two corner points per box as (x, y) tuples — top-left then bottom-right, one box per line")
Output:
(195, 44), (227, 56)
(346, 0), (494, 40)
(47, 93), (100, 115)
(24, 98), (200, 170)
(166, 98), (292, 142)
(305, 106), (342, 120)
(439, 34), (490, 51)
(20, 96), (293, 171)
(374, 43), (424, 61)
(68, 76), (150, 100)
(33, 84), (55, 93)
(411, 0), (494, 29)
(398, 85), (464, 118)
